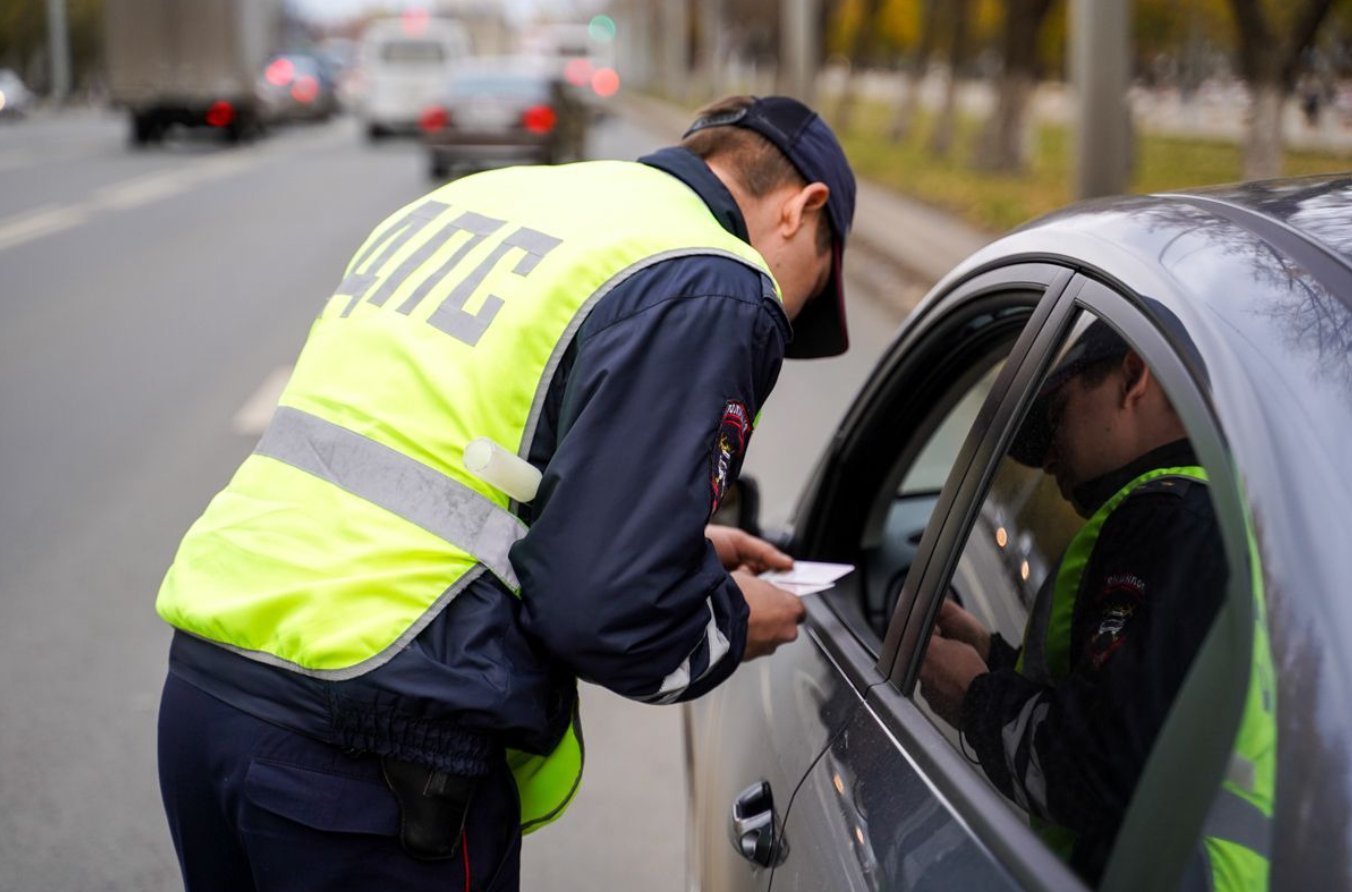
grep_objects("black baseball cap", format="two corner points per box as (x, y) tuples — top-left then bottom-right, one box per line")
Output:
(684, 96), (857, 358)
(1009, 321), (1132, 467)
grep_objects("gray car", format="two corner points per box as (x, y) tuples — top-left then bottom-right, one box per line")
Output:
(687, 175), (1352, 890)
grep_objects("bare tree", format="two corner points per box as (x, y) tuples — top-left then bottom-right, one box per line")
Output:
(888, 0), (942, 142)
(1228, 0), (1339, 180)
(928, 0), (972, 155)
(975, 0), (1057, 172)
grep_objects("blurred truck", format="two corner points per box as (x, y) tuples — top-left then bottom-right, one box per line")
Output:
(104, 0), (282, 145)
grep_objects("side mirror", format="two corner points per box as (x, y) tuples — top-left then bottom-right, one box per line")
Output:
(711, 475), (763, 539)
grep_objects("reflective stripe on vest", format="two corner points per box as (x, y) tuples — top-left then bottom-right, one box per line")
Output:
(257, 406), (527, 592)
(1018, 466), (1210, 682)
(156, 160), (781, 833)
(1014, 466), (1275, 888)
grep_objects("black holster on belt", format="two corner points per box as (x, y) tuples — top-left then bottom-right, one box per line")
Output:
(380, 757), (479, 861)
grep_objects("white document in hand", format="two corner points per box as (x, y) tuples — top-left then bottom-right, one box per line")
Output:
(759, 561), (855, 597)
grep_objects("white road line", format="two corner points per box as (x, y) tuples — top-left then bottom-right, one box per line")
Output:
(0, 203), (90, 251)
(232, 365), (293, 436)
(92, 171), (193, 210)
(0, 150), (265, 253)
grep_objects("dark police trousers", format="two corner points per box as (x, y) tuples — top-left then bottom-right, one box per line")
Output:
(158, 673), (522, 891)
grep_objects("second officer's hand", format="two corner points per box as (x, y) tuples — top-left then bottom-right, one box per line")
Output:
(919, 633), (988, 728)
(735, 571), (806, 661)
(936, 597), (992, 662)
(706, 525), (794, 574)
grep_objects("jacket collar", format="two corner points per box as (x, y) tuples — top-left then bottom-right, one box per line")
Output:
(1071, 439), (1200, 517)
(639, 147), (749, 243)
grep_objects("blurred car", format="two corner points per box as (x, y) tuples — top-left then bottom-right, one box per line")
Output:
(520, 22), (620, 119)
(687, 175), (1352, 890)
(355, 14), (472, 140)
(259, 52), (339, 123)
(0, 68), (34, 118)
(419, 57), (586, 179)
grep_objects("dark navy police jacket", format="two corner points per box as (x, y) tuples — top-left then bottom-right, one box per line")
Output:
(169, 148), (793, 777)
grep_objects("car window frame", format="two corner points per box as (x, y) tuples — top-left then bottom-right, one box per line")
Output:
(881, 274), (1256, 892)
(788, 263), (1074, 683)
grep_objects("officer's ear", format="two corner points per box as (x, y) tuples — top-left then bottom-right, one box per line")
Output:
(778, 182), (830, 242)
(1120, 351), (1151, 409)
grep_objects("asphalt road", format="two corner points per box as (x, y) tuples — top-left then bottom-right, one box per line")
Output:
(0, 106), (918, 891)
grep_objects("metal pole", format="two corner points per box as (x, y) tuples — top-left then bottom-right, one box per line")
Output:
(1071, 0), (1132, 198)
(664, 0), (690, 103)
(701, 0), (725, 99)
(781, 0), (817, 103)
(46, 0), (72, 101)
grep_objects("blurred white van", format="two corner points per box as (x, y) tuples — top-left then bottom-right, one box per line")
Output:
(356, 15), (472, 139)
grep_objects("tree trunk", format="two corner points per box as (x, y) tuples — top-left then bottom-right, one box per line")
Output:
(977, 70), (1034, 171)
(887, 0), (940, 142)
(1243, 82), (1285, 180)
(928, 0), (971, 156)
(834, 0), (884, 133)
(1227, 0), (1336, 181)
(974, 0), (1053, 172)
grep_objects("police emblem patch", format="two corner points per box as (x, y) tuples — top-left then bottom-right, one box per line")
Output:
(709, 400), (752, 516)
(1089, 574), (1145, 669)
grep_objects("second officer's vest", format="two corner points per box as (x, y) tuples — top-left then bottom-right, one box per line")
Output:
(156, 160), (780, 831)
(1016, 467), (1275, 890)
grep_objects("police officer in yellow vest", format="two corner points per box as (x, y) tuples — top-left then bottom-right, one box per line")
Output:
(154, 95), (856, 891)
(919, 320), (1274, 889)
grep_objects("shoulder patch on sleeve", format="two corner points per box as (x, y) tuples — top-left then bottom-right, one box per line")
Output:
(710, 399), (752, 517)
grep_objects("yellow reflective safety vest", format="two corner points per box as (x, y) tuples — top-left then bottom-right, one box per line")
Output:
(157, 160), (780, 831)
(1017, 467), (1274, 890)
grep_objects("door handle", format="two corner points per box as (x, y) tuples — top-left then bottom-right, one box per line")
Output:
(729, 780), (786, 867)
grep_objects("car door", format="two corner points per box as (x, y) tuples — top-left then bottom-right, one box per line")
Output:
(756, 264), (1077, 891)
(685, 262), (1072, 891)
(773, 274), (1264, 891)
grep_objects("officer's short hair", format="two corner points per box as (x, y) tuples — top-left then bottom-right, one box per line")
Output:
(682, 96), (832, 256)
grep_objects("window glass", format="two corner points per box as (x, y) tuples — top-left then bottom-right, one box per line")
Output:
(913, 309), (1230, 888)
(852, 328), (1021, 641)
(381, 41), (447, 64)
(899, 362), (1001, 497)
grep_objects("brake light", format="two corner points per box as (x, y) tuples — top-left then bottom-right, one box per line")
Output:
(265, 58), (294, 87)
(205, 100), (235, 127)
(522, 104), (557, 134)
(419, 105), (449, 132)
(591, 67), (620, 98)
(292, 75), (319, 103)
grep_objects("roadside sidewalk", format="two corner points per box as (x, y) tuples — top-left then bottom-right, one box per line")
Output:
(618, 92), (993, 293)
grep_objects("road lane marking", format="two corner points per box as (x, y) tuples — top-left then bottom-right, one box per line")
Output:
(0, 203), (90, 251)
(0, 149), (265, 253)
(232, 365), (293, 436)
(92, 171), (194, 210)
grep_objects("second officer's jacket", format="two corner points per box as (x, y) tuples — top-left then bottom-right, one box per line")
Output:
(157, 148), (792, 830)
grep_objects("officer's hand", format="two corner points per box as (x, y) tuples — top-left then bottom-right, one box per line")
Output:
(919, 633), (988, 728)
(935, 597), (992, 662)
(735, 571), (806, 661)
(707, 525), (793, 574)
